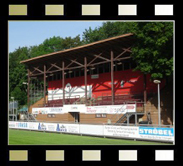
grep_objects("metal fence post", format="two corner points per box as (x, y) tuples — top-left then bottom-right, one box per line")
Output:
(135, 113), (137, 126)
(127, 114), (129, 126)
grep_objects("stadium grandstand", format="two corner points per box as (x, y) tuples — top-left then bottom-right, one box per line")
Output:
(19, 33), (173, 126)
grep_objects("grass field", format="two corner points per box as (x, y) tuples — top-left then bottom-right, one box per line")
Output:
(9, 129), (170, 145)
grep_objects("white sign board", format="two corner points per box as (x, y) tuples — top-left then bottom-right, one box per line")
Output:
(32, 107), (63, 114)
(80, 124), (103, 136)
(104, 125), (139, 138)
(32, 104), (136, 114)
(9, 121), (174, 142)
(86, 104), (136, 114)
(63, 104), (86, 113)
(56, 124), (79, 133)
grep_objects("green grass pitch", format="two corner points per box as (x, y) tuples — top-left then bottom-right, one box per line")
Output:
(9, 129), (170, 145)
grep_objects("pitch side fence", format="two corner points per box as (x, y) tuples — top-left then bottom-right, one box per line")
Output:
(9, 121), (174, 143)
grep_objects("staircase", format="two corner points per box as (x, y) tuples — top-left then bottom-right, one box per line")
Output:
(115, 113), (133, 124)
(109, 105), (126, 124)
(24, 113), (37, 121)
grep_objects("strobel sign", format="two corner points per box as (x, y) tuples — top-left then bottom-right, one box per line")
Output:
(139, 127), (174, 136)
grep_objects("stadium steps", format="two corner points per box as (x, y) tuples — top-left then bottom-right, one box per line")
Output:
(24, 113), (37, 121)
(115, 113), (133, 124)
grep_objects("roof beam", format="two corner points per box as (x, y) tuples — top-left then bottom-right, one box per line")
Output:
(50, 63), (62, 70)
(65, 59), (77, 68)
(88, 53), (103, 66)
(47, 63), (56, 71)
(32, 66), (44, 74)
(114, 47), (131, 60)
(71, 59), (84, 67)
(94, 54), (109, 61)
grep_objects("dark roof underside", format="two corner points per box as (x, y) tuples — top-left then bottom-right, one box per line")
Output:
(20, 33), (135, 68)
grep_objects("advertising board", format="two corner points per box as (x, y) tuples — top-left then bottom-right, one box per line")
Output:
(32, 107), (63, 114)
(63, 104), (86, 113)
(9, 121), (174, 142)
(104, 125), (139, 138)
(138, 127), (174, 142)
(32, 104), (136, 114)
(86, 104), (136, 114)
(80, 124), (103, 136)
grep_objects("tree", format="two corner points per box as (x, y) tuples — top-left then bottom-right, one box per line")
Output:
(82, 21), (134, 44)
(131, 22), (173, 80)
(61, 35), (83, 49)
(9, 47), (29, 103)
(11, 87), (27, 106)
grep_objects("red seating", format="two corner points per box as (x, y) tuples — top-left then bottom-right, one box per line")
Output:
(47, 97), (81, 107)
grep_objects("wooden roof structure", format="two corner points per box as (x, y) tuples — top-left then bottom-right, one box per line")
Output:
(20, 33), (135, 77)
(21, 32), (144, 107)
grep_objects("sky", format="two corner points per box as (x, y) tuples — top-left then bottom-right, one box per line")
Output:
(8, 21), (104, 53)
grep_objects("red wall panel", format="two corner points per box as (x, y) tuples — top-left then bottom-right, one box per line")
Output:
(48, 69), (166, 98)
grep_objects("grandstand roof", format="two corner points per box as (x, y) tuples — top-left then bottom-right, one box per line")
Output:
(20, 33), (135, 79)
(20, 33), (134, 66)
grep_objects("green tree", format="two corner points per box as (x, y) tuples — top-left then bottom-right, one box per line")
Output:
(9, 47), (29, 106)
(11, 87), (27, 106)
(61, 35), (83, 49)
(131, 22), (173, 80)
(82, 21), (134, 44)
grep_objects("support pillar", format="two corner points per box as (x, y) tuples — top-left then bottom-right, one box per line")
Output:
(62, 61), (65, 105)
(135, 113), (137, 126)
(27, 69), (30, 112)
(44, 65), (46, 106)
(84, 57), (87, 104)
(111, 50), (114, 105)
(143, 74), (147, 103)
(143, 74), (147, 114)
(127, 114), (129, 126)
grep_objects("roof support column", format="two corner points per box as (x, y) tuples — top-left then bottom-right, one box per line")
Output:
(111, 50), (115, 105)
(62, 61), (65, 105)
(84, 57), (87, 105)
(143, 74), (147, 104)
(44, 65), (46, 106)
(27, 69), (30, 112)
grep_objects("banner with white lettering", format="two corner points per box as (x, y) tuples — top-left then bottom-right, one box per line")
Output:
(138, 127), (174, 142)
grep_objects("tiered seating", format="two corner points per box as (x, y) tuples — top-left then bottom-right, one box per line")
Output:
(47, 97), (80, 107)
(65, 98), (80, 104)
(94, 93), (144, 106)
(46, 93), (145, 107)
(47, 99), (63, 107)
